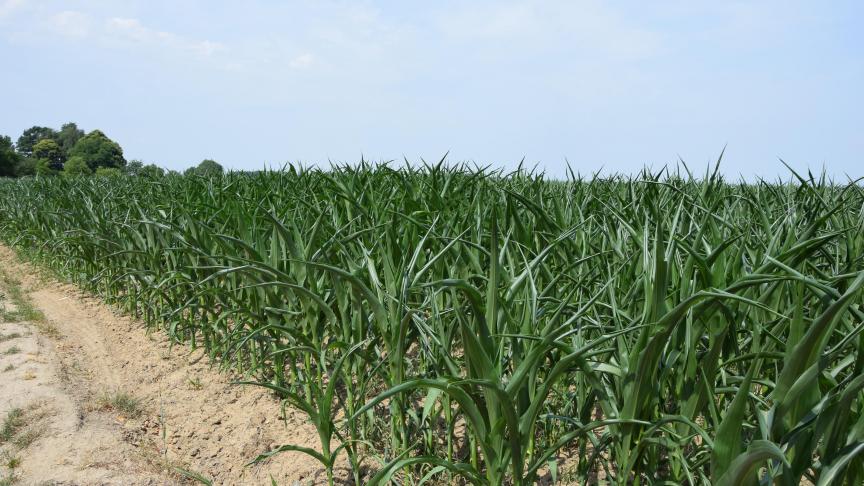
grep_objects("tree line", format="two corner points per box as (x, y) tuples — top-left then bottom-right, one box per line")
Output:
(1, 123), (224, 178)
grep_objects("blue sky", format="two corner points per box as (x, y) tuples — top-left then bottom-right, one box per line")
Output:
(1, 1), (861, 178)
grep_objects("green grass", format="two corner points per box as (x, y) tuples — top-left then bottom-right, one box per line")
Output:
(172, 466), (213, 485)
(0, 272), (50, 336)
(1, 164), (863, 485)
(0, 451), (19, 486)
(96, 390), (143, 418)
(0, 406), (45, 452)
(0, 334), (21, 343)
(0, 347), (19, 356)
(8, 428), (40, 450)
(2, 455), (19, 470)
(187, 376), (203, 390)
(0, 276), (39, 324)
(0, 409), (25, 444)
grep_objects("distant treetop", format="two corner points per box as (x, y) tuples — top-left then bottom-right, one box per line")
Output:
(187, 159), (224, 178)
(32, 139), (65, 171)
(1, 122), (166, 179)
(16, 126), (57, 158)
(68, 129), (126, 170)
(57, 123), (85, 155)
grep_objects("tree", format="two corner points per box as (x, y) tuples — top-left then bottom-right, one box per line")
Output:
(16, 126), (58, 158)
(32, 139), (64, 171)
(56, 122), (85, 156)
(68, 130), (126, 170)
(63, 156), (91, 176)
(34, 158), (58, 176)
(15, 158), (37, 177)
(123, 160), (144, 176)
(189, 159), (224, 178)
(124, 160), (166, 178)
(0, 135), (19, 177)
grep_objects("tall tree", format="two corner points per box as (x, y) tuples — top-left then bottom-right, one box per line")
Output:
(56, 122), (85, 156)
(68, 130), (126, 170)
(0, 135), (20, 177)
(32, 139), (65, 171)
(124, 159), (144, 176)
(34, 158), (58, 176)
(15, 158), (37, 177)
(16, 126), (57, 158)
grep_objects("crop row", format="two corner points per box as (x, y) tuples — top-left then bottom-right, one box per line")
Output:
(0, 165), (862, 485)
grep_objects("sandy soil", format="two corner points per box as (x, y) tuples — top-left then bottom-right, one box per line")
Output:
(0, 245), (334, 485)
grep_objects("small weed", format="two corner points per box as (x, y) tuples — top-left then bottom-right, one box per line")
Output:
(0, 473), (18, 486)
(0, 450), (19, 486)
(173, 466), (213, 485)
(188, 376), (203, 390)
(0, 404), (48, 450)
(0, 333), (21, 343)
(3, 455), (19, 469)
(1, 347), (19, 356)
(97, 390), (143, 418)
(0, 409), (25, 443)
(0, 272), (51, 336)
(2, 365), (12, 372)
(10, 427), (42, 449)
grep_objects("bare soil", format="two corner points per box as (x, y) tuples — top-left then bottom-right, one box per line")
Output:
(0, 245), (334, 485)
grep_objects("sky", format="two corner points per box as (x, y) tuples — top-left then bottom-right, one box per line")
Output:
(0, 0), (861, 178)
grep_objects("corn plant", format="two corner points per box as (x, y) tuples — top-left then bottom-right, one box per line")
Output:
(0, 163), (862, 485)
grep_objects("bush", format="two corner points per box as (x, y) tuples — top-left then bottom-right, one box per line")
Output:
(34, 158), (57, 176)
(63, 156), (92, 176)
(14, 158), (36, 177)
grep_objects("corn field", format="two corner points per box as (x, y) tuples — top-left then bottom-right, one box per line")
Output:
(0, 164), (863, 485)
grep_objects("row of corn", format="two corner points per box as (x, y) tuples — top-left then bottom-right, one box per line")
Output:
(0, 164), (862, 485)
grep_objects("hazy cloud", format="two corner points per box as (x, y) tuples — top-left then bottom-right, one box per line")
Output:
(435, 0), (664, 59)
(0, 0), (26, 19)
(107, 17), (222, 57)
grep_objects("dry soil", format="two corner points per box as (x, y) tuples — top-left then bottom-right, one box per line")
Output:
(0, 245), (338, 485)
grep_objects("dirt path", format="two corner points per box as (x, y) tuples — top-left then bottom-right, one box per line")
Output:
(0, 245), (330, 485)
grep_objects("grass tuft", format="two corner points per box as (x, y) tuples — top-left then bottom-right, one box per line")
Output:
(0, 333), (21, 343)
(96, 390), (143, 418)
(0, 271), (53, 337)
(0, 409), (25, 444)
(0, 405), (47, 451)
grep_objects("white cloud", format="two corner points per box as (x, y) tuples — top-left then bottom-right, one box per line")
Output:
(107, 17), (223, 58)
